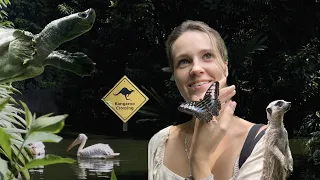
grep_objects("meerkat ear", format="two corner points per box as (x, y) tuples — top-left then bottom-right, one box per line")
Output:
(267, 107), (272, 115)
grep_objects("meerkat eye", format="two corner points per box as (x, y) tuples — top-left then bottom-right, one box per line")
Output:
(275, 101), (284, 107)
(267, 107), (272, 115)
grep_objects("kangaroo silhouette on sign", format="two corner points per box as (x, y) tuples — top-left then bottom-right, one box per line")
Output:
(114, 87), (134, 100)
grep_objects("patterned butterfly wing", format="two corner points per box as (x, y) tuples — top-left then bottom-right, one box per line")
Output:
(178, 101), (207, 117)
(202, 81), (221, 116)
(177, 82), (221, 123)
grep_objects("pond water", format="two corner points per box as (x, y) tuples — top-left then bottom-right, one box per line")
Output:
(29, 134), (148, 180)
(27, 134), (319, 180)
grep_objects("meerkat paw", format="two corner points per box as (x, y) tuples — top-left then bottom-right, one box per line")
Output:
(271, 146), (287, 167)
(287, 163), (293, 173)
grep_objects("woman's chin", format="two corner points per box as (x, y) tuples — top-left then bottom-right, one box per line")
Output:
(186, 94), (206, 102)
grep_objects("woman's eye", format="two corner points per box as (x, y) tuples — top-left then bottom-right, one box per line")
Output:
(203, 53), (213, 59)
(177, 59), (189, 66)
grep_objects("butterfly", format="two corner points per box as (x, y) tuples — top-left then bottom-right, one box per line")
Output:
(178, 81), (221, 123)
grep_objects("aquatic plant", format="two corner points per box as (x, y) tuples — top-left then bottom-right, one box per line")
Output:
(0, 84), (75, 179)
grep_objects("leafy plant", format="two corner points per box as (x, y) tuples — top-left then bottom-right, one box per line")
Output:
(0, 0), (13, 27)
(305, 111), (320, 165)
(0, 0), (9, 9)
(58, 3), (75, 15)
(111, 169), (118, 180)
(136, 84), (186, 128)
(136, 86), (169, 125)
(295, 110), (320, 165)
(0, 84), (75, 179)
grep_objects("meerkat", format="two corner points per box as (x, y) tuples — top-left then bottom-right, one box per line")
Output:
(261, 100), (293, 180)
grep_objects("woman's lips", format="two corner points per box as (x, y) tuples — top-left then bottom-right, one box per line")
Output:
(188, 81), (212, 93)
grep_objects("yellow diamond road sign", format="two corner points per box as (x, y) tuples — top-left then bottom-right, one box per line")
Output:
(101, 76), (149, 123)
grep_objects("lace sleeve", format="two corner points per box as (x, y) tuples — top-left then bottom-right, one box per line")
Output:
(148, 126), (171, 180)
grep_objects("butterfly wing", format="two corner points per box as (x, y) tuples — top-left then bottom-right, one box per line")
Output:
(178, 101), (206, 117)
(194, 82), (220, 122)
(202, 82), (221, 116)
(177, 81), (221, 123)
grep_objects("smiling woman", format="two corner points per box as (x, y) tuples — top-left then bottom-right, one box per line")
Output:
(171, 30), (228, 102)
(148, 20), (272, 180)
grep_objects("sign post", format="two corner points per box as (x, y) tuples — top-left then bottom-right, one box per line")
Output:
(123, 122), (128, 132)
(101, 76), (149, 131)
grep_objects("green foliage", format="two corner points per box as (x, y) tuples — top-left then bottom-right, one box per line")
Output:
(0, 84), (75, 180)
(0, 0), (13, 27)
(7, 0), (49, 32)
(5, 0), (319, 140)
(136, 84), (184, 127)
(0, 0), (10, 8)
(109, 0), (118, 7)
(22, 154), (74, 170)
(136, 86), (168, 124)
(296, 110), (320, 165)
(272, 38), (320, 101)
(111, 169), (118, 180)
(0, 127), (12, 161)
(57, 3), (75, 15)
(228, 33), (268, 79)
(47, 0), (319, 136)
(1, 3), (319, 179)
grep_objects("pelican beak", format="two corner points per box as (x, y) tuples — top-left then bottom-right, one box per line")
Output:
(66, 138), (80, 152)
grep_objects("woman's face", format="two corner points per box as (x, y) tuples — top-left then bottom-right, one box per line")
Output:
(171, 30), (228, 102)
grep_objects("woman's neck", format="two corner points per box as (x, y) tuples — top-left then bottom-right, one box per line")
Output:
(177, 118), (195, 135)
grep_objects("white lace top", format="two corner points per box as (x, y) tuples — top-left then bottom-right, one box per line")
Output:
(148, 126), (266, 180)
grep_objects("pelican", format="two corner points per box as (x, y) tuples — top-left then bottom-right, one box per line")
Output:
(27, 141), (45, 156)
(66, 133), (120, 158)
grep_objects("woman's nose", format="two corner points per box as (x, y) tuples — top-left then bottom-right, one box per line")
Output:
(189, 61), (204, 76)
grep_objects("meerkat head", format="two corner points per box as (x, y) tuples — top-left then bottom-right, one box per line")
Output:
(266, 100), (291, 122)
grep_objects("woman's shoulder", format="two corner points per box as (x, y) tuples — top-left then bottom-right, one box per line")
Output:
(237, 117), (267, 134)
(235, 122), (267, 179)
(148, 125), (172, 149)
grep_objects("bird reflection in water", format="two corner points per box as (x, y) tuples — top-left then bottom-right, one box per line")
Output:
(26, 151), (120, 179)
(73, 157), (120, 179)
(28, 153), (45, 179)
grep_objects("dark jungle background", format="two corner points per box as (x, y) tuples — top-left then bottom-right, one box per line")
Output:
(1, 0), (320, 174)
